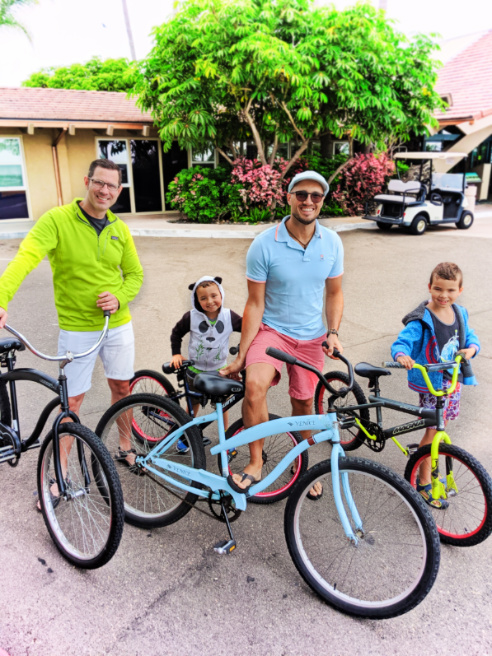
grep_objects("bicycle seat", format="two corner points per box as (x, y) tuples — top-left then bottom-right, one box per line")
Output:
(0, 338), (25, 356)
(194, 373), (244, 400)
(355, 363), (391, 387)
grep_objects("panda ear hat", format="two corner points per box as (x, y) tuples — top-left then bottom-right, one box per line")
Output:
(189, 276), (225, 312)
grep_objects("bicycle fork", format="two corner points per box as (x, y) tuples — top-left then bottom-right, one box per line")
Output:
(331, 444), (363, 545)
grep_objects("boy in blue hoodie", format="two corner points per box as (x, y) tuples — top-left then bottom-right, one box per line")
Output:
(391, 262), (480, 508)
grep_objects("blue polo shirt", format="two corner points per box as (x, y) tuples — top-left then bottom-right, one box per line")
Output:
(246, 216), (344, 340)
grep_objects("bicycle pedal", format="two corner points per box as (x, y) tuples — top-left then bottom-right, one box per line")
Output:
(213, 539), (237, 555)
(202, 436), (212, 446)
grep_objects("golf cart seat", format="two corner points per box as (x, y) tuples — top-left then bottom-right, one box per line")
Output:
(373, 179), (425, 205)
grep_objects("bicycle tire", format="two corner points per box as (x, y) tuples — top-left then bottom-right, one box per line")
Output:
(130, 369), (176, 399)
(0, 379), (12, 427)
(405, 443), (492, 547)
(130, 371), (178, 442)
(284, 458), (440, 619)
(222, 414), (308, 504)
(37, 422), (124, 569)
(314, 371), (369, 450)
(95, 393), (206, 529)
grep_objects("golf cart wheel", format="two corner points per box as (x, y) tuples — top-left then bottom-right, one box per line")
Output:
(376, 222), (393, 231)
(408, 214), (427, 235)
(457, 211), (474, 230)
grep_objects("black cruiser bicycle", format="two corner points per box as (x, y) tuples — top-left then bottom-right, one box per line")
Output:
(0, 314), (124, 568)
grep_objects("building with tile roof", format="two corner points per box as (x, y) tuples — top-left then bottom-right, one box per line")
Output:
(0, 87), (189, 223)
(428, 29), (492, 200)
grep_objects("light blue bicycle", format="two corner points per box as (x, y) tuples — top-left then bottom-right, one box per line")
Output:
(96, 347), (440, 619)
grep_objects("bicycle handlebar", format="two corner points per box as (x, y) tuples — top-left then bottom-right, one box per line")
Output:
(382, 354), (464, 396)
(265, 345), (355, 398)
(3, 310), (111, 364)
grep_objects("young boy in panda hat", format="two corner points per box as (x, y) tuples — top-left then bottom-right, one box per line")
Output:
(170, 276), (242, 439)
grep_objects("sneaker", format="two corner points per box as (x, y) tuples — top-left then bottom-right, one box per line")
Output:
(417, 479), (449, 510)
(176, 438), (189, 454)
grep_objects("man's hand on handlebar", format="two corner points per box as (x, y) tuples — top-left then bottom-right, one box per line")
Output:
(0, 307), (7, 329)
(96, 291), (120, 314)
(323, 333), (343, 359)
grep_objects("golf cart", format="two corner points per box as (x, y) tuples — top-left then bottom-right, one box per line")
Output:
(363, 152), (474, 235)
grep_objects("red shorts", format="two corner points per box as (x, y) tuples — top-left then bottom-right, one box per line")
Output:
(245, 324), (326, 400)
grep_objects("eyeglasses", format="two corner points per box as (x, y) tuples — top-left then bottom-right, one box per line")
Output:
(292, 191), (324, 203)
(89, 178), (120, 192)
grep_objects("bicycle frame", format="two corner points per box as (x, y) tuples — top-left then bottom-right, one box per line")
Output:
(333, 356), (463, 499)
(136, 404), (364, 542)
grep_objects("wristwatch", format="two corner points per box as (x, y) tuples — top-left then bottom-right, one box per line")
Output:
(327, 329), (338, 336)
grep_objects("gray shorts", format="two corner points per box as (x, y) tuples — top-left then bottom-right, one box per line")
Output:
(58, 322), (135, 397)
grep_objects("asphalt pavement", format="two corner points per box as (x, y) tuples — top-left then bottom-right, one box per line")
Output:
(0, 216), (491, 656)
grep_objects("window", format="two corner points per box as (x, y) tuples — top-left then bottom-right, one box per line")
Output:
(0, 137), (29, 220)
(190, 146), (216, 168)
(333, 141), (350, 156)
(98, 139), (163, 213)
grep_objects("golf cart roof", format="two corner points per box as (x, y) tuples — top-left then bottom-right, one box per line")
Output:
(394, 152), (468, 161)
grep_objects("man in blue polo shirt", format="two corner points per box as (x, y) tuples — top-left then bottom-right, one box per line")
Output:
(221, 170), (344, 496)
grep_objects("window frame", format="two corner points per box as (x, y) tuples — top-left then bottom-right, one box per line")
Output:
(0, 135), (32, 221)
(95, 137), (165, 214)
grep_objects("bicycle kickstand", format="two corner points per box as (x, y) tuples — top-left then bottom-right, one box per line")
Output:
(213, 502), (237, 555)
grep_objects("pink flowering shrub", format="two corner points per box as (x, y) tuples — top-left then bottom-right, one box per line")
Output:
(231, 158), (285, 213)
(332, 153), (395, 216)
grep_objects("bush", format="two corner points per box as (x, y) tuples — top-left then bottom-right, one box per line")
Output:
(166, 167), (227, 223)
(332, 153), (395, 216)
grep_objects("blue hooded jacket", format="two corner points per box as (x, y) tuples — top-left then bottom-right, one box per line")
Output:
(391, 301), (480, 393)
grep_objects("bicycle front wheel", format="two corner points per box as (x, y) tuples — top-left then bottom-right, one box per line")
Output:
(224, 414), (307, 504)
(314, 371), (369, 451)
(37, 423), (124, 569)
(284, 458), (440, 619)
(95, 394), (206, 529)
(405, 443), (492, 547)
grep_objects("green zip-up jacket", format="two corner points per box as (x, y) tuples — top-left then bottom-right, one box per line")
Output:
(0, 199), (143, 331)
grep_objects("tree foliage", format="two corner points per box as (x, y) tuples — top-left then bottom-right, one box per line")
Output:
(0, 0), (36, 37)
(134, 0), (444, 176)
(22, 57), (137, 92)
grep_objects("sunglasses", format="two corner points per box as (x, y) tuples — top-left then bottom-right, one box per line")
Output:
(292, 191), (324, 203)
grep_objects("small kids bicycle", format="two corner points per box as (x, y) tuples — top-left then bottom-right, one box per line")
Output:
(0, 315), (125, 568)
(96, 347), (440, 619)
(315, 354), (492, 547)
(129, 356), (307, 503)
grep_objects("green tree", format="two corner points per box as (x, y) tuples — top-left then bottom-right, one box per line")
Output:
(0, 0), (37, 37)
(22, 57), (137, 92)
(134, 0), (444, 177)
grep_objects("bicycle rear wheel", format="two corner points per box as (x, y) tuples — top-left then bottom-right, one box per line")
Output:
(37, 422), (124, 569)
(223, 414), (307, 504)
(284, 458), (440, 619)
(405, 443), (492, 547)
(314, 371), (369, 450)
(130, 369), (176, 399)
(95, 394), (205, 529)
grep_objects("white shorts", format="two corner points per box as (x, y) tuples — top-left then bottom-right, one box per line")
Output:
(58, 322), (135, 397)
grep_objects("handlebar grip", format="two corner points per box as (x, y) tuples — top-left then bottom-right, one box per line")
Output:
(265, 347), (297, 365)
(229, 345), (239, 355)
(382, 361), (405, 368)
(103, 310), (111, 318)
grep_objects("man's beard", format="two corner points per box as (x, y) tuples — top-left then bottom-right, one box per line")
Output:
(292, 210), (317, 226)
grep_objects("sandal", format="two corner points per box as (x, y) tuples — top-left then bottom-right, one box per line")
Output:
(228, 470), (261, 493)
(115, 448), (145, 476)
(307, 482), (323, 501)
(417, 480), (449, 509)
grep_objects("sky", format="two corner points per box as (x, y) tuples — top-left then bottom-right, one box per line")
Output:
(0, 0), (492, 87)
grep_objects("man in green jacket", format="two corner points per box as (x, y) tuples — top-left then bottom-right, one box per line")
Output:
(0, 159), (143, 442)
